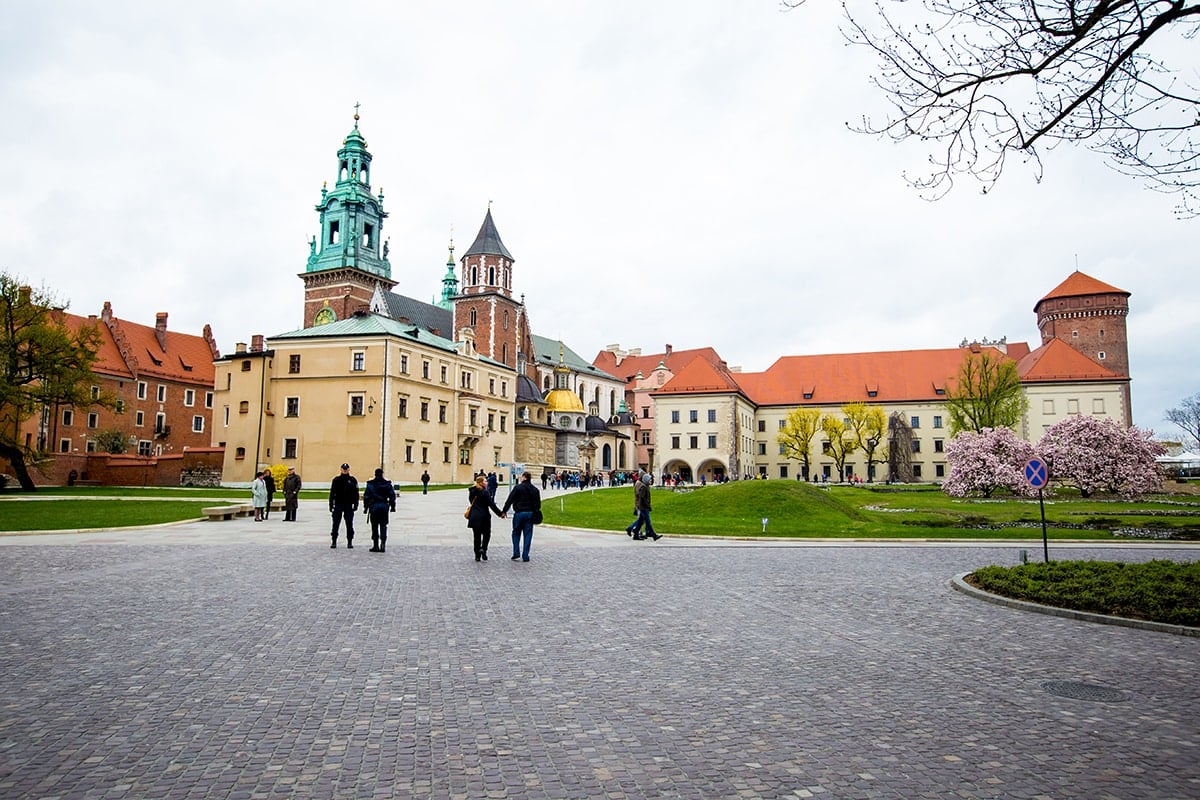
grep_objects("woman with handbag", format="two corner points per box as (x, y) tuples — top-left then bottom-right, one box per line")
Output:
(466, 474), (505, 561)
(501, 470), (542, 562)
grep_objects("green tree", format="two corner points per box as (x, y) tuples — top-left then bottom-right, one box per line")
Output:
(94, 429), (128, 454)
(945, 348), (1028, 435)
(0, 274), (107, 490)
(844, 402), (888, 482)
(821, 413), (858, 482)
(777, 407), (821, 480)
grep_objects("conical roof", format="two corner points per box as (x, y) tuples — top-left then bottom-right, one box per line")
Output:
(464, 208), (513, 260)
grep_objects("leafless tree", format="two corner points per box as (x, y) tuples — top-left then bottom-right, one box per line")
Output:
(783, 0), (1200, 215)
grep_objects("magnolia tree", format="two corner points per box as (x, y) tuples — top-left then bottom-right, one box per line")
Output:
(1038, 416), (1166, 498)
(943, 427), (1037, 498)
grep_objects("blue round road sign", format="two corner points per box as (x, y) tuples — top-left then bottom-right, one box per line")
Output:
(1024, 458), (1048, 489)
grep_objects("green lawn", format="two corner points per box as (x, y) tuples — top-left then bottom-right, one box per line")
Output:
(0, 499), (210, 532)
(543, 481), (1200, 540)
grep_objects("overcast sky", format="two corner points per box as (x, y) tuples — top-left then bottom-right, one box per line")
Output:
(2, 2), (1195, 439)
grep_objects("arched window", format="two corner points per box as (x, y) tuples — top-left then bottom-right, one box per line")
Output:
(470, 308), (477, 325)
(602, 444), (612, 469)
(488, 267), (495, 285)
(503, 310), (509, 330)
(618, 442), (627, 469)
(471, 267), (478, 285)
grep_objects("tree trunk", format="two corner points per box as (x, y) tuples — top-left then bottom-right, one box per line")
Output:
(0, 442), (38, 491)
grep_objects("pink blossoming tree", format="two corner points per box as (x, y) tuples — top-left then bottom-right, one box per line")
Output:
(1038, 416), (1166, 498)
(943, 427), (1037, 498)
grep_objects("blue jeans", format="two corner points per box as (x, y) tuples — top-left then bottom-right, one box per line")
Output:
(630, 509), (655, 537)
(511, 511), (534, 559)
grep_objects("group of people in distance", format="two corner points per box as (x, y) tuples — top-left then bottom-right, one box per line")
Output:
(256, 463), (661, 560)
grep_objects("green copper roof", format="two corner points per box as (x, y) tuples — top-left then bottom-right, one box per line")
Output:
(531, 334), (619, 380)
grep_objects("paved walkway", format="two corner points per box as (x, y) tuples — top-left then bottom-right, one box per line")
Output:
(1, 487), (1198, 798)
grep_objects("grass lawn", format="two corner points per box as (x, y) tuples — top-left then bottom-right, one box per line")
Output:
(543, 480), (1200, 540)
(0, 499), (210, 532)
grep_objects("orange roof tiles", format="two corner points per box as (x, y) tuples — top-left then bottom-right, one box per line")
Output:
(1016, 337), (1123, 383)
(64, 307), (216, 384)
(1037, 270), (1128, 307)
(654, 356), (744, 396)
(591, 346), (726, 381)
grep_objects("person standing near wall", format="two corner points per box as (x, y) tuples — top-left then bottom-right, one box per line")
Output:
(282, 467), (302, 522)
(329, 463), (359, 549)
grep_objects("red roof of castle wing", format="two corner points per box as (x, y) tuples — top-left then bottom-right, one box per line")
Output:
(1036, 270), (1129, 308)
(65, 311), (216, 384)
(1015, 337), (1123, 383)
(737, 346), (1025, 407)
(653, 355), (743, 396)
(591, 346), (727, 382)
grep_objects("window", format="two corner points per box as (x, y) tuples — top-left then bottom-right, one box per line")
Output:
(115, 400), (126, 414)
(641, 431), (650, 444)
(137, 382), (147, 400)
(91, 385), (100, 400)
(241, 360), (251, 372)
(911, 440), (921, 453)
(441, 365), (449, 384)
(778, 419), (786, 430)
(641, 407), (650, 419)
(405, 444), (413, 463)
(420, 401), (430, 421)
(779, 465), (789, 479)
(285, 397), (299, 417)
(349, 395), (365, 416)
(155, 413), (167, 434)
(689, 410), (698, 423)
(778, 443), (786, 455)
(757, 420), (766, 433)
(469, 308), (477, 325)
(86, 440), (96, 453)
(935, 464), (945, 478)
(469, 409), (477, 427)
(87, 412), (98, 429)
(289, 355), (301, 374)
(489, 378), (496, 395)
(499, 415), (506, 433)
(59, 438), (70, 453)
(352, 351), (365, 371)
(235, 446), (246, 460)
(62, 409), (73, 426)
(671, 410), (680, 423)
(708, 409), (717, 423)
(708, 435), (718, 449)
(239, 401), (249, 414)
(398, 398), (408, 418)
(205, 392), (213, 408)
(460, 370), (471, 389)
(501, 381), (508, 398)
(1098, 351), (1106, 360)
(135, 410), (144, 427)
(803, 392), (813, 400)
(422, 361), (430, 380)
(328, 220), (339, 244)
(138, 440), (153, 456)
(184, 389), (195, 407)
(934, 439), (944, 453)
(284, 438), (297, 459)
(438, 404), (447, 424)
(689, 435), (698, 449)
(671, 435), (680, 449)
(912, 464), (923, 478)
(400, 354), (409, 373)
(757, 442), (767, 455)
(933, 415), (943, 429)
(442, 446), (449, 463)
(192, 415), (204, 433)
(910, 416), (920, 429)
(223, 407), (229, 426)
(487, 412), (495, 431)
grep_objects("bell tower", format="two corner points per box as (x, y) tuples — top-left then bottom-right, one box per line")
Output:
(301, 107), (396, 328)
(452, 207), (533, 374)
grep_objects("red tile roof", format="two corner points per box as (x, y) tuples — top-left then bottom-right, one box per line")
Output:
(591, 346), (726, 381)
(1016, 337), (1123, 383)
(653, 355), (744, 396)
(1037, 270), (1128, 308)
(64, 307), (217, 384)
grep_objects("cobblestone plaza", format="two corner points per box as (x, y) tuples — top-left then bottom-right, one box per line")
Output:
(1, 491), (1197, 799)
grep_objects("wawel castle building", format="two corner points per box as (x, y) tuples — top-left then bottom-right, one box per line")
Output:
(214, 116), (1132, 486)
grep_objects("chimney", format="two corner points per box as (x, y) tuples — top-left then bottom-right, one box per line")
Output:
(235, 342), (248, 354)
(155, 312), (168, 352)
(665, 344), (673, 357)
(251, 334), (264, 353)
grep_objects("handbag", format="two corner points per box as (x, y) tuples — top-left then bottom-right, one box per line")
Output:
(531, 508), (543, 525)
(463, 504), (472, 520)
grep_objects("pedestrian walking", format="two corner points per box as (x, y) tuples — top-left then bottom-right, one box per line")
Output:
(486, 471), (498, 499)
(502, 470), (542, 562)
(466, 474), (505, 562)
(282, 467), (302, 521)
(626, 472), (661, 540)
(329, 463), (359, 548)
(262, 469), (276, 519)
(421, 469), (430, 495)
(363, 468), (396, 553)
(251, 470), (268, 522)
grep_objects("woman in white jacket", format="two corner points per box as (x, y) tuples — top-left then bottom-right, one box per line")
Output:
(251, 470), (269, 522)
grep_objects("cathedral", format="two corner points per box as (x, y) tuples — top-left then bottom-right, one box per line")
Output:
(212, 115), (631, 487)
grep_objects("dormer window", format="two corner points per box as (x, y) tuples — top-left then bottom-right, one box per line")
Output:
(329, 220), (340, 245)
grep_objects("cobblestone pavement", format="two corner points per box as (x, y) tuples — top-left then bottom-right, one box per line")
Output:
(0, 489), (1198, 798)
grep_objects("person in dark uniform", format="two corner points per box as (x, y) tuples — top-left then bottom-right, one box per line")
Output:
(466, 474), (505, 562)
(282, 467), (302, 521)
(363, 468), (397, 553)
(421, 470), (430, 495)
(329, 463), (359, 548)
(502, 471), (542, 562)
(262, 469), (276, 519)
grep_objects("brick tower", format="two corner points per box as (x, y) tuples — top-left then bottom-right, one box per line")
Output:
(1034, 270), (1132, 424)
(452, 208), (534, 375)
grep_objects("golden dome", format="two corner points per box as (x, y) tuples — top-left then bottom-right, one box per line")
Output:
(544, 388), (585, 413)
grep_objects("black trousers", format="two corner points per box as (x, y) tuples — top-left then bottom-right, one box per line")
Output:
(472, 527), (490, 556)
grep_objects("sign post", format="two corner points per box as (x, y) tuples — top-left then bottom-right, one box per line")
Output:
(1023, 458), (1050, 563)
